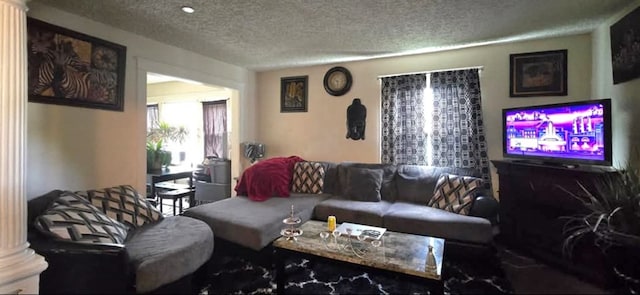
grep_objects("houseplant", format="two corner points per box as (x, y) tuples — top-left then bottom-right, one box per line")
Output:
(560, 160), (640, 291)
(146, 139), (171, 172)
(147, 121), (188, 145)
(146, 121), (189, 171)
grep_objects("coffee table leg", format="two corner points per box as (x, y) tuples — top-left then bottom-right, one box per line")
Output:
(275, 248), (285, 294)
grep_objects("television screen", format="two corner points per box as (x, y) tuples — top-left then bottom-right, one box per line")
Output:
(503, 98), (612, 166)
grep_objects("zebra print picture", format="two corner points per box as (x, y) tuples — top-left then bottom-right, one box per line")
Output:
(27, 18), (126, 111)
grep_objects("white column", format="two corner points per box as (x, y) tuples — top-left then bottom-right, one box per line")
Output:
(0, 0), (48, 293)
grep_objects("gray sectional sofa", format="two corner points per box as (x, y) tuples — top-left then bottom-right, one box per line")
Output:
(184, 161), (498, 251)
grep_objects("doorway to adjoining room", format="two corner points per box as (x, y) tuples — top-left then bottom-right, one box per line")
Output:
(145, 72), (233, 214)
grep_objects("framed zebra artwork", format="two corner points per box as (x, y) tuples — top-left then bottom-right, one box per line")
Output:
(27, 17), (126, 111)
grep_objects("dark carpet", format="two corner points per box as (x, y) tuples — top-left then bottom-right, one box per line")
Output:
(199, 251), (513, 294)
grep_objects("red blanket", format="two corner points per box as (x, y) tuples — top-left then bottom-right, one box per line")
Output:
(234, 156), (304, 201)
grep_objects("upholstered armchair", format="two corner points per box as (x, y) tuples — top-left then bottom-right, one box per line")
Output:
(27, 186), (214, 294)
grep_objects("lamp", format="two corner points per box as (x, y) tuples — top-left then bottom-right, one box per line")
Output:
(243, 142), (265, 163)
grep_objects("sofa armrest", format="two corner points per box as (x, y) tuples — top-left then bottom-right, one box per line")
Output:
(469, 195), (499, 224)
(29, 231), (134, 294)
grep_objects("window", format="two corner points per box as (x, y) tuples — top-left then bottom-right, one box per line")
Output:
(202, 100), (228, 159)
(381, 69), (492, 189)
(380, 74), (427, 165)
(147, 104), (159, 131)
(424, 74), (434, 166)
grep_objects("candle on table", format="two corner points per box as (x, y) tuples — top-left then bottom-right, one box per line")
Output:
(327, 215), (336, 231)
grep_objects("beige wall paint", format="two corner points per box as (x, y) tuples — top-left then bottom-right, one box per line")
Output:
(592, 0), (640, 167)
(257, 34), (593, 197)
(147, 81), (230, 101)
(26, 3), (256, 198)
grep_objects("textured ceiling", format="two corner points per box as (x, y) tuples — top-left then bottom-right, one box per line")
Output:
(31, 0), (632, 71)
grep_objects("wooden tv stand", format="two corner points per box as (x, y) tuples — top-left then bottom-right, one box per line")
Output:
(491, 159), (618, 287)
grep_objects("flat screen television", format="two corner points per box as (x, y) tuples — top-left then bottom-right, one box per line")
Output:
(502, 98), (612, 167)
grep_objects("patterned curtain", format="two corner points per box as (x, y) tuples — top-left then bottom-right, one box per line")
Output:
(430, 69), (492, 190)
(381, 74), (427, 165)
(146, 104), (159, 131)
(202, 100), (227, 158)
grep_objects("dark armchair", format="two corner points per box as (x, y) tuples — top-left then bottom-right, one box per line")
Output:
(27, 188), (214, 294)
(26, 190), (130, 293)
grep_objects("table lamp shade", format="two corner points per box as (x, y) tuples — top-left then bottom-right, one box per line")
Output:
(243, 142), (265, 163)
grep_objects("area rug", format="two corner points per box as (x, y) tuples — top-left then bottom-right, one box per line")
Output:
(199, 251), (513, 294)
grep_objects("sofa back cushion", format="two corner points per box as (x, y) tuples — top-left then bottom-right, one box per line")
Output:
(344, 167), (384, 201)
(395, 165), (480, 204)
(27, 189), (64, 228)
(337, 163), (397, 201)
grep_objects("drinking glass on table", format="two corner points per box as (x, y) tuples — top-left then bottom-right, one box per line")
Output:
(319, 231), (330, 240)
(332, 230), (341, 245)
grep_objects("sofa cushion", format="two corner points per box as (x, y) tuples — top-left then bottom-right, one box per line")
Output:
(428, 174), (482, 215)
(76, 185), (163, 229)
(292, 161), (325, 194)
(337, 163), (397, 201)
(395, 165), (481, 204)
(313, 197), (392, 227)
(125, 215), (214, 293)
(34, 191), (128, 245)
(344, 167), (383, 201)
(183, 193), (329, 250)
(383, 202), (493, 244)
(315, 161), (339, 194)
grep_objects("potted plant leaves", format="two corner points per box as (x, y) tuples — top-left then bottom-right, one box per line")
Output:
(146, 121), (189, 171)
(560, 159), (640, 292)
(146, 139), (171, 172)
(149, 122), (188, 145)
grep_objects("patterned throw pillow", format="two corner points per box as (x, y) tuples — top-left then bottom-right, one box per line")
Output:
(427, 174), (483, 215)
(34, 191), (128, 245)
(76, 184), (163, 229)
(291, 162), (325, 194)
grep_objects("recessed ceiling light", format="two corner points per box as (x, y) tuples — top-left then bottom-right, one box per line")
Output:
(181, 6), (195, 14)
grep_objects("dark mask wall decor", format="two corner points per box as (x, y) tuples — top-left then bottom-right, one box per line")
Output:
(346, 98), (366, 140)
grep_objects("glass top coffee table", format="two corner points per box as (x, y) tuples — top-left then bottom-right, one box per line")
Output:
(273, 220), (445, 294)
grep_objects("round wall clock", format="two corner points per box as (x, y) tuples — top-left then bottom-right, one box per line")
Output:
(323, 66), (352, 96)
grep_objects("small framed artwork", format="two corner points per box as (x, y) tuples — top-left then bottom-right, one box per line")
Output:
(280, 75), (308, 112)
(27, 17), (126, 111)
(610, 5), (640, 85)
(509, 49), (567, 97)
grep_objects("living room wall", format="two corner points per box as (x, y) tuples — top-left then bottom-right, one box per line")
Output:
(256, 34), (593, 196)
(592, 0), (640, 166)
(25, 3), (257, 198)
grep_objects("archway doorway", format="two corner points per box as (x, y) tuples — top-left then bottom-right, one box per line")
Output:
(135, 59), (244, 203)
(146, 72), (232, 167)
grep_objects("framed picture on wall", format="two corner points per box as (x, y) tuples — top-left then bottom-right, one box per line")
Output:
(610, 6), (640, 85)
(509, 49), (567, 97)
(280, 75), (308, 112)
(27, 17), (127, 111)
